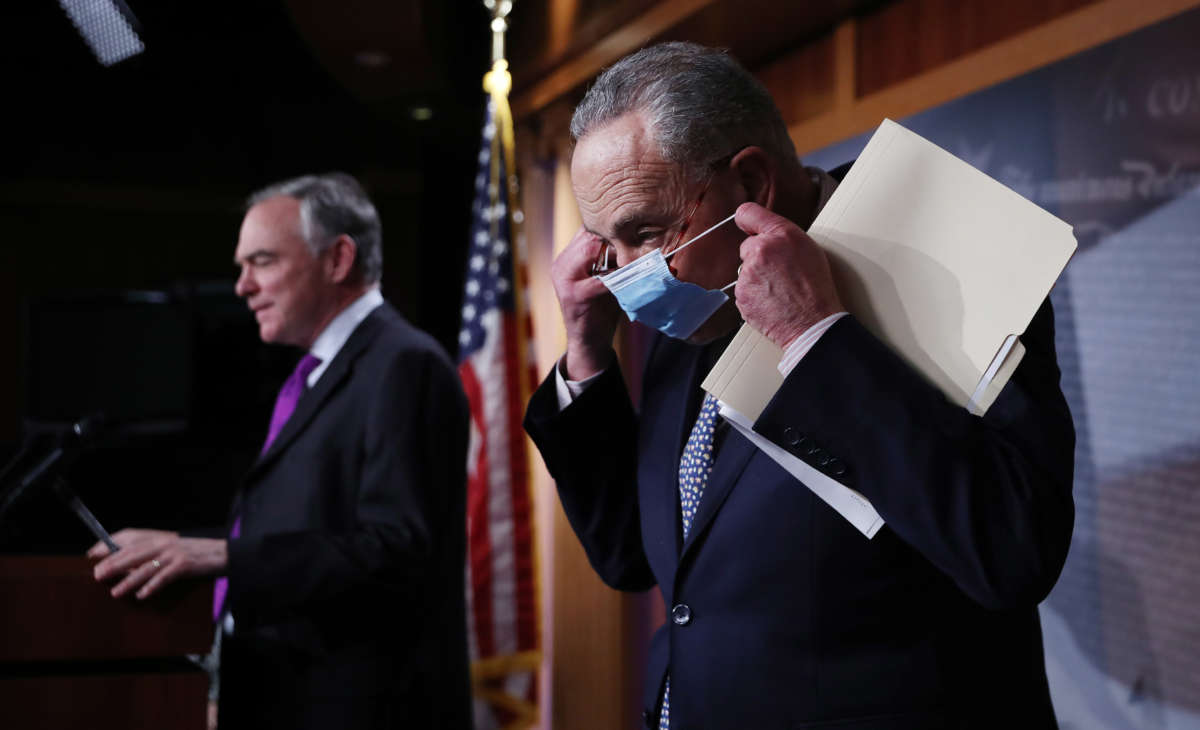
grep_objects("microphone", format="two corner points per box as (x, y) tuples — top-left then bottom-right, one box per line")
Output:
(18, 415), (107, 491)
(0, 414), (119, 553)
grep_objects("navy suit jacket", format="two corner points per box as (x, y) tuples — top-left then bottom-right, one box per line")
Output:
(525, 236), (1074, 726)
(218, 302), (472, 730)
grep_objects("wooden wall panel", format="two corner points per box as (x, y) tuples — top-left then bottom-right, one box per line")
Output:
(0, 672), (208, 730)
(856, 0), (1101, 95)
(509, 0), (878, 121)
(510, 0), (653, 91)
(659, 0), (873, 70)
(758, 31), (839, 128)
(549, 516), (646, 729)
(780, 0), (1200, 155)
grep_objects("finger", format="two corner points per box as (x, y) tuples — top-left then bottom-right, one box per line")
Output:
(574, 274), (614, 300)
(89, 529), (132, 558)
(137, 558), (178, 600)
(737, 235), (769, 277)
(94, 543), (158, 581)
(568, 225), (606, 251)
(562, 229), (606, 277)
(734, 201), (792, 237)
(108, 528), (137, 544)
(111, 560), (159, 598)
(92, 528), (154, 559)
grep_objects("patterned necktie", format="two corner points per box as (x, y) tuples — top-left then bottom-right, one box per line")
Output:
(212, 352), (322, 620)
(660, 393), (720, 729)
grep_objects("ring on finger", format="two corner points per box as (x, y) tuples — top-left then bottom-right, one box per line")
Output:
(151, 559), (162, 570)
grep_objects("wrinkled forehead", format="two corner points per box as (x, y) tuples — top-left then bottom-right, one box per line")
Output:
(570, 114), (688, 237)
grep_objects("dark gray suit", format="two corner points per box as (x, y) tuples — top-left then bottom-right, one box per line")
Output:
(219, 302), (471, 729)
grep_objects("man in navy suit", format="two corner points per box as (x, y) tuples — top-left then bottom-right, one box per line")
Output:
(525, 42), (1075, 729)
(91, 173), (472, 728)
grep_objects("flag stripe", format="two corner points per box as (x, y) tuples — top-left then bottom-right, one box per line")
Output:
(460, 360), (496, 661)
(501, 313), (538, 652)
(458, 87), (540, 727)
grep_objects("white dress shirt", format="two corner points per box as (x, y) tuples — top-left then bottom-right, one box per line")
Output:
(307, 287), (385, 387)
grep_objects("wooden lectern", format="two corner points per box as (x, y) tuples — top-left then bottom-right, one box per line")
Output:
(0, 556), (214, 730)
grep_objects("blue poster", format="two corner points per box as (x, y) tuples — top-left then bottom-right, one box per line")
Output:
(805, 11), (1200, 730)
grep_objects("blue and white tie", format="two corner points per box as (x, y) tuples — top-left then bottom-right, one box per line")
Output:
(660, 393), (720, 730)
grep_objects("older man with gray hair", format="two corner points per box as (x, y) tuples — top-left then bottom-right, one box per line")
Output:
(525, 42), (1074, 729)
(92, 173), (473, 729)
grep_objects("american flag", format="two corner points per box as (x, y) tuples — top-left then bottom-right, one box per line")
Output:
(458, 94), (540, 728)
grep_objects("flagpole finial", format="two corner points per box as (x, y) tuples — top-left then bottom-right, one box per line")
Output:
(483, 0), (512, 63)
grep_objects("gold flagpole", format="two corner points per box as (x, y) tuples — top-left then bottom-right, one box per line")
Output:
(476, 2), (542, 728)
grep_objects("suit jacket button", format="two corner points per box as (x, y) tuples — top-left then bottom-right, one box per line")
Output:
(671, 603), (693, 626)
(829, 459), (847, 476)
(642, 710), (653, 728)
(782, 426), (801, 446)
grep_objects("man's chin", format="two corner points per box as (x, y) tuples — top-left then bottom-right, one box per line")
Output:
(684, 304), (741, 345)
(257, 323), (280, 345)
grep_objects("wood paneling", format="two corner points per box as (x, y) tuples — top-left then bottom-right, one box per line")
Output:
(0, 556), (211, 730)
(758, 31), (839, 128)
(856, 0), (1100, 95)
(549, 513), (644, 729)
(0, 556), (214, 662)
(784, 0), (1200, 154)
(510, 0), (657, 91)
(509, 0), (881, 121)
(512, 0), (722, 120)
(0, 672), (208, 730)
(658, 0), (877, 71)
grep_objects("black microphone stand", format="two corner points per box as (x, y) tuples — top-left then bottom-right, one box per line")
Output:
(0, 415), (120, 554)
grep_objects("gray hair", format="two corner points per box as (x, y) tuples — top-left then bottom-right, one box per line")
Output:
(247, 172), (383, 284)
(570, 42), (801, 183)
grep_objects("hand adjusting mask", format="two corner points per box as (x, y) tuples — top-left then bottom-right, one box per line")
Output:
(595, 213), (738, 340)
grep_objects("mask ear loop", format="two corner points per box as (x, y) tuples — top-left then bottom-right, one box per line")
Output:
(663, 212), (740, 292)
(662, 213), (737, 261)
(721, 264), (741, 292)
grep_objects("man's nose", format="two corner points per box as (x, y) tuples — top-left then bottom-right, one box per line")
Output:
(234, 267), (255, 298)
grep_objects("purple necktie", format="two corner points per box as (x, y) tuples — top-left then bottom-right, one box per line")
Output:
(213, 353), (322, 620)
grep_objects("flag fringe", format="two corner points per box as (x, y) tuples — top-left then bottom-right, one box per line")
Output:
(471, 649), (543, 680)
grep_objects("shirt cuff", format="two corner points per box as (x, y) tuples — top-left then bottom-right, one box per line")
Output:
(778, 312), (849, 377)
(554, 355), (608, 410)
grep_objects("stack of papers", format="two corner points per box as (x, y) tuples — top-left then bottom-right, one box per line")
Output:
(702, 119), (1077, 537)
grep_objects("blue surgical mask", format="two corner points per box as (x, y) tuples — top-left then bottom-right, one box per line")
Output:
(597, 213), (738, 340)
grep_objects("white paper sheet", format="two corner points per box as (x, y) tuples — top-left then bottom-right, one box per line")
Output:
(719, 402), (885, 539)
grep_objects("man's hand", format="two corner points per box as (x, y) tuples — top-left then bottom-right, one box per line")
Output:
(552, 227), (621, 380)
(88, 528), (227, 600)
(733, 202), (844, 348)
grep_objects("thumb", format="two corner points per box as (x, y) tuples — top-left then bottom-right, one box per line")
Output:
(734, 201), (790, 237)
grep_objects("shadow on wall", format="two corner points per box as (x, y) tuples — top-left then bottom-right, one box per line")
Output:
(1044, 441), (1200, 729)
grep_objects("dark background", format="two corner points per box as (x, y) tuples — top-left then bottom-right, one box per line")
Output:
(0, 0), (491, 551)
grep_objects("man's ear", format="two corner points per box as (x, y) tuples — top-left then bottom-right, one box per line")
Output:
(325, 235), (359, 284)
(729, 146), (776, 210)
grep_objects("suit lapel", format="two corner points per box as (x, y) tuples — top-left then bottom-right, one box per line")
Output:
(668, 345), (705, 556)
(246, 305), (388, 480)
(674, 332), (755, 562)
(680, 427), (756, 560)
(637, 336), (703, 583)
